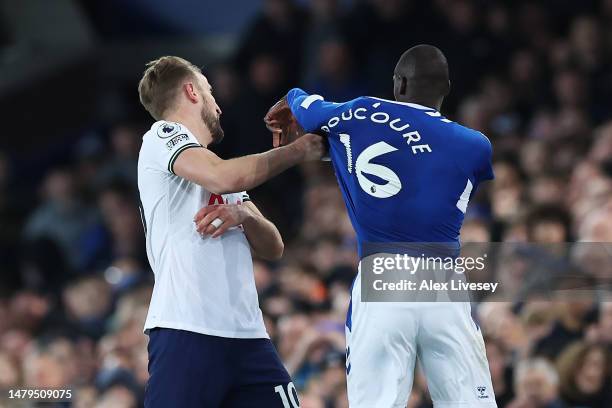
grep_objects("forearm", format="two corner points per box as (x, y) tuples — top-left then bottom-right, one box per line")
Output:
(216, 144), (304, 193)
(175, 133), (322, 194)
(242, 203), (284, 260)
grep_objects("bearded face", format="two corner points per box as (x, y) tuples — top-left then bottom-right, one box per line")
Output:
(201, 104), (224, 144)
(196, 73), (224, 145)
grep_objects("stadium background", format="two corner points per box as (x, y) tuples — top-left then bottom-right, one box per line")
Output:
(0, 0), (611, 407)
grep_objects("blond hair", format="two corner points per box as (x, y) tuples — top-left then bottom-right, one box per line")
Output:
(138, 56), (200, 119)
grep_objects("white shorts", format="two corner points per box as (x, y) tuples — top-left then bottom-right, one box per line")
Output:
(345, 271), (497, 408)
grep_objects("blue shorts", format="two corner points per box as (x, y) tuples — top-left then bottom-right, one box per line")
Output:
(145, 328), (299, 408)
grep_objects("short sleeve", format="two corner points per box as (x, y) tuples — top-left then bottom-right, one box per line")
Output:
(241, 191), (251, 202)
(144, 121), (202, 174)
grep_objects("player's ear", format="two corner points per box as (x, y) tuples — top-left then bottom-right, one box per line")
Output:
(399, 77), (407, 95)
(184, 82), (199, 104)
(445, 80), (451, 96)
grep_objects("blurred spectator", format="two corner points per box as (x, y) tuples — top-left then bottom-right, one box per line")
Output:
(0, 351), (20, 389)
(533, 300), (594, 360)
(62, 275), (113, 339)
(301, 0), (346, 84)
(345, 0), (435, 98)
(96, 124), (143, 188)
(508, 358), (565, 408)
(234, 0), (306, 87)
(306, 37), (367, 102)
(525, 205), (571, 243)
(23, 168), (98, 269)
(79, 181), (145, 272)
(556, 341), (610, 408)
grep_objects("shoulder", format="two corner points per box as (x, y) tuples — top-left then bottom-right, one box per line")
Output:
(446, 124), (494, 181)
(144, 121), (187, 143)
(288, 87), (367, 109)
(142, 121), (197, 150)
(452, 123), (492, 152)
(140, 121), (202, 173)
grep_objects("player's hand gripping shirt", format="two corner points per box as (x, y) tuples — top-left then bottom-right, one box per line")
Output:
(137, 121), (268, 339)
(286, 89), (494, 257)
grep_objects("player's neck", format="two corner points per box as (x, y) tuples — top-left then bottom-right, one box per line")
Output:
(396, 96), (443, 111)
(163, 112), (212, 147)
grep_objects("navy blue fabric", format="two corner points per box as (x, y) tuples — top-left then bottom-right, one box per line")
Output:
(145, 328), (297, 408)
(345, 278), (355, 332)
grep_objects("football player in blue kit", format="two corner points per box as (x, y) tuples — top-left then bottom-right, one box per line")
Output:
(266, 45), (496, 408)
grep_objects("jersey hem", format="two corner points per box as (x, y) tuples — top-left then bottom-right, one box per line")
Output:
(143, 320), (270, 339)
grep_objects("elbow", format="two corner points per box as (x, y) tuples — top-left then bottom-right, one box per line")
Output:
(259, 239), (284, 261)
(271, 240), (285, 261)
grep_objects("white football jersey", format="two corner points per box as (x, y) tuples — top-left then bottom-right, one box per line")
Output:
(138, 120), (268, 339)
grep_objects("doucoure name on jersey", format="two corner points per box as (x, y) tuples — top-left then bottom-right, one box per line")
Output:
(316, 101), (433, 155)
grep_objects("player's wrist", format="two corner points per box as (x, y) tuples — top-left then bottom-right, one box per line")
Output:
(238, 204), (255, 224)
(281, 141), (306, 163)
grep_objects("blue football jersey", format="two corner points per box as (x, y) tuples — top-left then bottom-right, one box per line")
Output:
(286, 88), (494, 256)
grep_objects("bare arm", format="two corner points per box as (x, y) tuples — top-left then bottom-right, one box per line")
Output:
(194, 201), (284, 260)
(241, 201), (284, 260)
(173, 134), (324, 194)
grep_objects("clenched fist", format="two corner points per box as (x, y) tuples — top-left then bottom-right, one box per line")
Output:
(264, 96), (305, 148)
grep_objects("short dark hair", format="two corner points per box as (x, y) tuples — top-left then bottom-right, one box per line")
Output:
(394, 44), (450, 100)
(138, 56), (200, 120)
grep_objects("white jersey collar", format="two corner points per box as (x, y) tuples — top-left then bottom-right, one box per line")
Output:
(369, 97), (437, 111)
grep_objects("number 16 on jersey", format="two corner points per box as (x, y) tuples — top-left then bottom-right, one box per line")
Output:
(339, 133), (402, 199)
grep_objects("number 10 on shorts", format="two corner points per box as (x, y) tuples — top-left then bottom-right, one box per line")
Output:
(274, 382), (299, 407)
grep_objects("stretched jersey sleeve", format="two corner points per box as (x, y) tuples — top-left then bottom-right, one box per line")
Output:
(286, 88), (348, 133)
(144, 121), (202, 175)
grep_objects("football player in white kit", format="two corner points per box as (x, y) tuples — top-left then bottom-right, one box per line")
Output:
(137, 56), (324, 407)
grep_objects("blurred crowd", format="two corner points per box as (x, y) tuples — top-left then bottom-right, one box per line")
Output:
(1, 0), (612, 407)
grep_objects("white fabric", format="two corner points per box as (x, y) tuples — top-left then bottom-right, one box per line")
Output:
(346, 268), (497, 408)
(138, 120), (268, 339)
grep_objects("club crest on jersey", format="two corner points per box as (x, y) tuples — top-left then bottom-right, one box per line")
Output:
(476, 386), (489, 399)
(157, 122), (181, 138)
